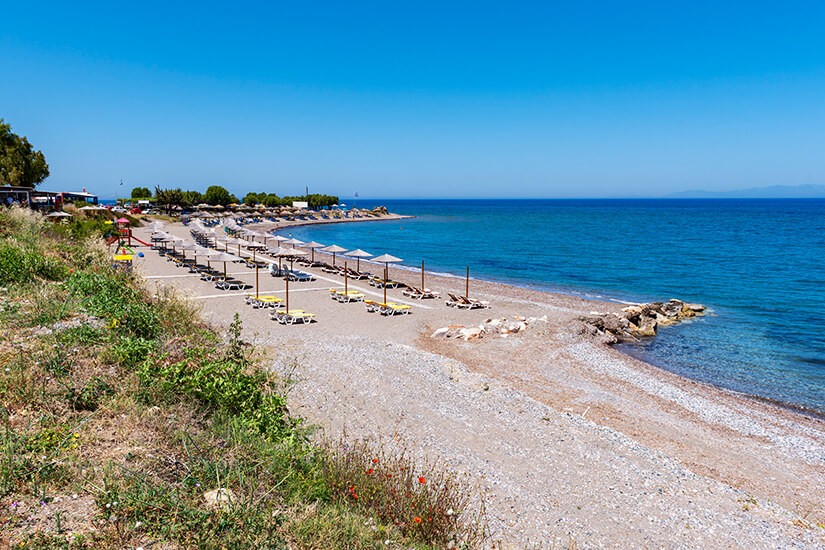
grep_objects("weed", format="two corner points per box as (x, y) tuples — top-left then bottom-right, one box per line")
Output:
(65, 377), (115, 412)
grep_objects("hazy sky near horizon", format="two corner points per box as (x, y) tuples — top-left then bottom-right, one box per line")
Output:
(3, 1), (825, 199)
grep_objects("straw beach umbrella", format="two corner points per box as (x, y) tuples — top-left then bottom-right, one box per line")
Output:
(346, 249), (373, 272)
(371, 253), (403, 304)
(301, 241), (326, 263)
(283, 237), (305, 249)
(270, 234), (289, 248)
(321, 244), (348, 266)
(209, 252), (240, 280)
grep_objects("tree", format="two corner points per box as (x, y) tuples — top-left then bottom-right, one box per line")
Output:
(203, 185), (232, 206)
(154, 186), (183, 215)
(243, 192), (262, 206)
(181, 190), (203, 208)
(131, 186), (152, 199)
(0, 119), (50, 188)
(262, 193), (281, 207)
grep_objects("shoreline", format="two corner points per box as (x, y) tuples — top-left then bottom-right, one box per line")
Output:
(258, 217), (822, 418)
(132, 218), (825, 545)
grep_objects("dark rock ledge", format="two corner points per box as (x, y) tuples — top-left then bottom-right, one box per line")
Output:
(580, 299), (706, 344)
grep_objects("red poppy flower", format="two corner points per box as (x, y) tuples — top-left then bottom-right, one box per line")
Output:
(413, 516), (422, 524)
(418, 477), (426, 484)
(372, 458), (380, 464)
(366, 468), (374, 475)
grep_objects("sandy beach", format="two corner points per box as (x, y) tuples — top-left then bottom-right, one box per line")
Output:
(132, 218), (825, 548)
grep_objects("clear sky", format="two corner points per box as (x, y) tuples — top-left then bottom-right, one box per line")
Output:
(2, 1), (824, 199)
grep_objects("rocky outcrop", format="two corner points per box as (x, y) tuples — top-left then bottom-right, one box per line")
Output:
(581, 299), (706, 343)
(430, 315), (548, 341)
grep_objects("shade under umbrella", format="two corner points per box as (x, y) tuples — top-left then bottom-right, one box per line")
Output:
(345, 249), (373, 272)
(302, 241), (326, 263)
(209, 252), (240, 279)
(371, 254), (403, 304)
(321, 244), (348, 266)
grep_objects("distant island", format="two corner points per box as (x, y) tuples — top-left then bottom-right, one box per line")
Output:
(667, 184), (825, 199)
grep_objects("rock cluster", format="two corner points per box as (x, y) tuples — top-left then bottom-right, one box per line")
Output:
(582, 299), (706, 343)
(430, 315), (548, 341)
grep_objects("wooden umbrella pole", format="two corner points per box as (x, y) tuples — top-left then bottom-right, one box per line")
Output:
(421, 260), (425, 290)
(285, 271), (289, 312)
(383, 265), (388, 305)
(255, 263), (259, 300)
(465, 266), (469, 298)
(344, 261), (348, 294)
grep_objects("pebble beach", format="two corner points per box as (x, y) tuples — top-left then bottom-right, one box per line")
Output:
(133, 217), (825, 548)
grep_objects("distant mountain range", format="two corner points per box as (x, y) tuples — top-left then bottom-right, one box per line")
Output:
(667, 184), (825, 199)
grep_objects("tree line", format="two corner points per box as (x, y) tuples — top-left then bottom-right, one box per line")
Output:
(149, 185), (339, 214)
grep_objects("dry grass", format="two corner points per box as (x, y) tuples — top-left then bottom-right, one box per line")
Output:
(0, 208), (488, 549)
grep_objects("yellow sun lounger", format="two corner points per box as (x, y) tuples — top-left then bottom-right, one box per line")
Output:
(377, 302), (413, 316)
(271, 308), (315, 325)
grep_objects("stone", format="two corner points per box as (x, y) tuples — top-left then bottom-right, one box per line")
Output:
(459, 327), (483, 341)
(430, 327), (450, 338)
(203, 488), (235, 510)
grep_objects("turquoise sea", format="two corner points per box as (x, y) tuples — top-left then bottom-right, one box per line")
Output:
(284, 199), (825, 415)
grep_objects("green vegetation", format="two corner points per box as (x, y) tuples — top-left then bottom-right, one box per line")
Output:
(130, 187), (152, 199)
(0, 206), (484, 548)
(0, 118), (50, 188)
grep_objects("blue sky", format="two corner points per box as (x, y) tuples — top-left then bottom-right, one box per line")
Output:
(2, 1), (824, 199)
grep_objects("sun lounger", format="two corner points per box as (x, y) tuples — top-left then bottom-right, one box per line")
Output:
(379, 302), (413, 316)
(337, 291), (366, 303)
(216, 279), (248, 291)
(321, 264), (342, 274)
(246, 295), (284, 308)
(344, 268), (371, 280)
(364, 299), (382, 313)
(271, 308), (315, 325)
(402, 285), (441, 300)
(446, 293), (490, 309)
(286, 270), (316, 282)
(368, 277), (401, 289)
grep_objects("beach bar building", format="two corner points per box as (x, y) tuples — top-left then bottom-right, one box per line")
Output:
(0, 185), (33, 206)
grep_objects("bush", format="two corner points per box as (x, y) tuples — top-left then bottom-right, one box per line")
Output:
(0, 242), (68, 284)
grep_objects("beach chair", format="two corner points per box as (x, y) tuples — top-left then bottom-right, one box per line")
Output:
(446, 293), (470, 308)
(337, 291), (366, 303)
(364, 299), (382, 313)
(287, 270), (315, 282)
(459, 295), (490, 309)
(379, 302), (413, 316)
(403, 286), (441, 300)
(271, 308), (315, 325)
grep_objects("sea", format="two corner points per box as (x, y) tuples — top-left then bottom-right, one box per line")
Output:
(283, 199), (825, 416)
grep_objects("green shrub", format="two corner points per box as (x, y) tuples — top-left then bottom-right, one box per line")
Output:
(65, 376), (115, 411)
(0, 242), (68, 284)
(68, 272), (158, 339)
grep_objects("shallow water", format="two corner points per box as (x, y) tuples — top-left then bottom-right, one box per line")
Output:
(283, 199), (825, 413)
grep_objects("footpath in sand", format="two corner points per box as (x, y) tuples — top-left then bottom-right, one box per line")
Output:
(133, 221), (825, 548)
